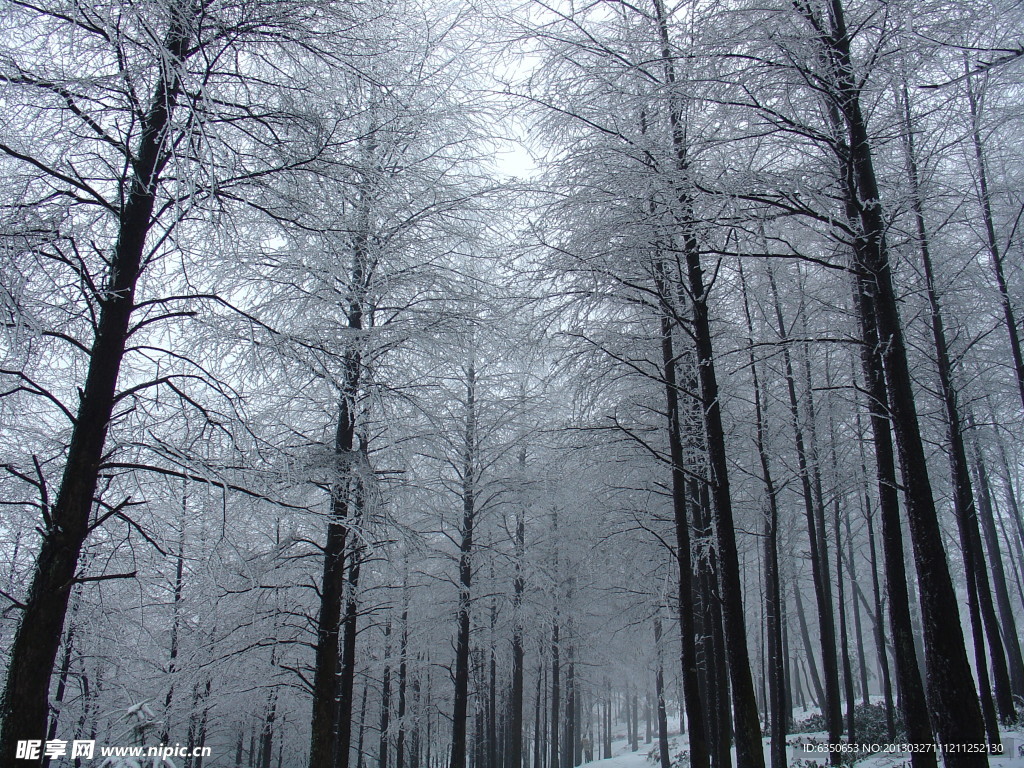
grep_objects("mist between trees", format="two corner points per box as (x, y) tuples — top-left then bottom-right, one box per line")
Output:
(1, 0), (1023, 767)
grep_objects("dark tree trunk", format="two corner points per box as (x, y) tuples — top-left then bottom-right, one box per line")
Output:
(793, 585), (825, 708)
(793, 651), (805, 712)
(189, 680), (212, 768)
(161, 533), (186, 745)
(823, 0), (989, 750)
(629, 692), (638, 752)
(993, 439), (1024, 586)
(653, 260), (711, 768)
(845, 508), (870, 709)
(381, 621), (393, 768)
(42, 626), (74, 768)
(768, 270), (842, 757)
(853, 292), (936, 768)
(971, 439), (1024, 702)
(834, 497), (856, 746)
(450, 363), (477, 768)
(338, 541), (366, 768)
(965, 75), (1024, 416)
(410, 663), (421, 768)
(574, 674), (583, 765)
(857, 419), (896, 740)
(651, 1), (764, 763)
(900, 88), (1015, 736)
(357, 679), (370, 768)
(424, 656), (432, 768)
(565, 654), (576, 766)
(0, 8), (194, 762)
(311, 174), (370, 768)
(654, 618), (672, 768)
(397, 607), (409, 768)
(693, 483), (731, 768)
(260, 692), (278, 768)
(740, 264), (787, 768)
(534, 667), (544, 768)
(603, 681), (611, 759)
(549, 615), (560, 768)
(509, 446), (527, 768)
(782, 604), (793, 725)
(489, 588), (499, 768)
(644, 693), (652, 746)
(235, 729), (245, 768)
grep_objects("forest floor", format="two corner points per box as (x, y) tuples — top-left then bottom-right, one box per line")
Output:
(584, 729), (1024, 768)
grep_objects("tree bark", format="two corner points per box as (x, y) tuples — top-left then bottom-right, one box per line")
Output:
(970, 436), (1024, 703)
(965, 74), (1024, 416)
(852, 290), (936, 768)
(397, 606), (410, 768)
(381, 621), (393, 768)
(653, 259), (710, 768)
(801, 0), (989, 752)
(768, 269), (842, 757)
(654, 618), (672, 768)
(793, 584), (825, 708)
(0, 7), (194, 762)
(650, 1), (764, 762)
(856, 413), (895, 740)
(450, 362), (477, 768)
(740, 264), (787, 768)
(357, 680), (370, 768)
(311, 164), (371, 768)
(509, 443), (527, 768)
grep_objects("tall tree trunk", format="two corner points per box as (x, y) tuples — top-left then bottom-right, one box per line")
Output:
(654, 618), (672, 768)
(534, 667), (545, 768)
(564, 657), (577, 766)
(767, 270), (842, 756)
(356, 679), (370, 768)
(311, 165), (371, 768)
(650, 1), (764, 763)
(397, 606), (410, 768)
(161, 527), (186, 744)
(573, 669), (583, 765)
(740, 264), (787, 768)
(450, 363), (477, 768)
(338, 538), (366, 768)
(603, 680), (611, 759)
(970, 435), (1024, 702)
(42, 595), (80, 768)
(653, 260), (711, 768)
(793, 584), (825, 708)
(381, 620), (393, 768)
(489, 580), (499, 768)
(901, 88), (1015, 731)
(549, 524), (560, 768)
(852, 285), (936, 768)
(834, 495), (856, 746)
(845, 507), (870, 709)
(821, 0), (989, 749)
(629, 692), (638, 752)
(410, 661), (421, 768)
(424, 655), (432, 768)
(822, 362), (856, 745)
(965, 73), (1024, 415)
(993, 437), (1024, 583)
(259, 691), (278, 768)
(0, 8), (194, 761)
(509, 443), (527, 768)
(856, 411), (895, 740)
(644, 693), (652, 746)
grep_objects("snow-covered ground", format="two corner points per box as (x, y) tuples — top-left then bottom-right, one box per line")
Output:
(577, 730), (1024, 768)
